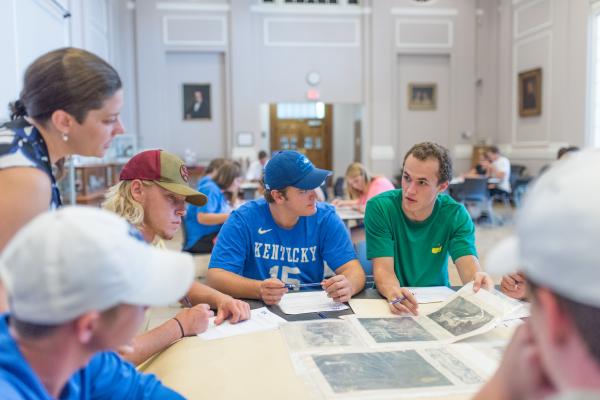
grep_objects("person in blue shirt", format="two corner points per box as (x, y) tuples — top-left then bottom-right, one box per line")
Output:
(183, 161), (241, 254)
(206, 151), (366, 305)
(0, 207), (193, 399)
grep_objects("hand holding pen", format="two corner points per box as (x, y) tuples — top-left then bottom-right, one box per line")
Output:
(259, 278), (289, 305)
(284, 275), (353, 303)
(387, 287), (418, 316)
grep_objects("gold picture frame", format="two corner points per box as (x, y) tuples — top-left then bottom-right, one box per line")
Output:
(408, 83), (437, 111)
(518, 68), (542, 117)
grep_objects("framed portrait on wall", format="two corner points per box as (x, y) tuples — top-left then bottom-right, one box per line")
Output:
(408, 83), (437, 111)
(183, 83), (211, 120)
(518, 68), (542, 117)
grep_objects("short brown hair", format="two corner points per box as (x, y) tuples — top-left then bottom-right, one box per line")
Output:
(528, 279), (600, 366)
(402, 142), (452, 184)
(263, 177), (288, 203)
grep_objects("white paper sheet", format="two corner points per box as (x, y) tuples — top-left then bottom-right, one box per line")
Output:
(198, 307), (286, 340)
(278, 291), (349, 315)
(406, 286), (456, 304)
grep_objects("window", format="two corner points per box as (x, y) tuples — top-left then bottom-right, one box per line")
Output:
(589, 3), (600, 147)
(276, 102), (326, 119)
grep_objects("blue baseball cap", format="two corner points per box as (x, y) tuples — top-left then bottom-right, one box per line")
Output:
(264, 151), (331, 191)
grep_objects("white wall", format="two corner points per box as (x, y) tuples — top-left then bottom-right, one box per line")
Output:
(491, 0), (590, 175)
(332, 104), (360, 179)
(0, 0), (71, 122)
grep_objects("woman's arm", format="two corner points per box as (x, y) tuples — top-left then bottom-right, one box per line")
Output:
(196, 212), (229, 225)
(0, 167), (52, 312)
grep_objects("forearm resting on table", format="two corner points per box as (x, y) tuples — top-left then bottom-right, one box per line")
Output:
(335, 261), (366, 295)
(197, 212), (228, 225)
(373, 257), (401, 299)
(455, 255), (481, 284)
(206, 268), (261, 299)
(186, 281), (229, 308)
(123, 319), (182, 366)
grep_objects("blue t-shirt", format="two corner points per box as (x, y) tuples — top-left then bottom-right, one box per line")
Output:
(208, 198), (357, 286)
(0, 118), (62, 209)
(183, 177), (231, 249)
(0, 314), (183, 399)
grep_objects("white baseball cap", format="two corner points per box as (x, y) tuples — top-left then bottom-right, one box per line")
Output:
(0, 206), (195, 324)
(486, 149), (600, 307)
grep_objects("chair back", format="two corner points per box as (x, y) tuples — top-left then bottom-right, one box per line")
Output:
(462, 178), (490, 202)
(354, 240), (373, 276)
(333, 177), (345, 198)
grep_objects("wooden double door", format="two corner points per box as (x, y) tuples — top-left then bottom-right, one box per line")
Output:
(269, 104), (332, 170)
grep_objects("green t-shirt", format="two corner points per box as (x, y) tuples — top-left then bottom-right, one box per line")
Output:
(365, 189), (477, 287)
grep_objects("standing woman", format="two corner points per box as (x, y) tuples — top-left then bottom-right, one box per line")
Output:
(332, 163), (395, 213)
(0, 47), (125, 310)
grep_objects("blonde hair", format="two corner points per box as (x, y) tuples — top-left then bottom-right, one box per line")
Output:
(345, 162), (372, 200)
(102, 180), (152, 226)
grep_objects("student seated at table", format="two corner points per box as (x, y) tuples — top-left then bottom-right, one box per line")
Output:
(206, 151), (366, 305)
(365, 142), (493, 315)
(463, 153), (490, 178)
(332, 162), (395, 213)
(0, 207), (192, 399)
(183, 160), (241, 254)
(474, 150), (600, 400)
(199, 157), (227, 186)
(103, 150), (250, 365)
(482, 145), (511, 196)
(245, 150), (269, 181)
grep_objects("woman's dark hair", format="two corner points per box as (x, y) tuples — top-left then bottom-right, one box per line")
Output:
(213, 161), (241, 190)
(10, 47), (122, 124)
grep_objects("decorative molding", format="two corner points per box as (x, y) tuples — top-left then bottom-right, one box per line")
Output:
(390, 7), (458, 16)
(512, 31), (553, 146)
(395, 19), (453, 49)
(503, 143), (570, 159)
(514, 0), (553, 40)
(156, 2), (230, 12)
(263, 17), (360, 48)
(163, 15), (227, 46)
(250, 4), (371, 15)
(370, 145), (395, 160)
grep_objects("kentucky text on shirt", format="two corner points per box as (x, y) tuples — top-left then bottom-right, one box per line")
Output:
(254, 242), (317, 263)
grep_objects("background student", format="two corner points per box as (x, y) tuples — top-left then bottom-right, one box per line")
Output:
(183, 160), (242, 254)
(332, 162), (395, 213)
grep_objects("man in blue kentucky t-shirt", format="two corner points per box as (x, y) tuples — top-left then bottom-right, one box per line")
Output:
(207, 151), (365, 305)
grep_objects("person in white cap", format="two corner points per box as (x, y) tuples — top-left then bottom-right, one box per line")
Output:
(0, 207), (193, 399)
(103, 149), (250, 365)
(474, 150), (600, 400)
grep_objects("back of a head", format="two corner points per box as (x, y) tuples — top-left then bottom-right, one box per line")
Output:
(0, 207), (194, 326)
(13, 47), (122, 124)
(403, 142), (452, 184)
(205, 158), (227, 175)
(213, 160), (241, 189)
(557, 146), (580, 160)
(258, 150), (268, 160)
(489, 150), (600, 307)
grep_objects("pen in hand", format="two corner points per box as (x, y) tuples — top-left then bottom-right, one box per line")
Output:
(182, 296), (193, 308)
(388, 291), (415, 306)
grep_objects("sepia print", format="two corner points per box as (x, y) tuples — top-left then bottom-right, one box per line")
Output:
(357, 317), (436, 343)
(312, 350), (452, 394)
(428, 297), (494, 336)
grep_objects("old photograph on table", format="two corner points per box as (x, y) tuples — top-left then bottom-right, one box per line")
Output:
(347, 283), (521, 347)
(298, 345), (495, 399)
(281, 319), (366, 354)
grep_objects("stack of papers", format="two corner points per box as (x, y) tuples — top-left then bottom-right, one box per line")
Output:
(278, 291), (349, 315)
(198, 307), (286, 340)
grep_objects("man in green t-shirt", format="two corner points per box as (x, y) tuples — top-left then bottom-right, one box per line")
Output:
(365, 142), (493, 315)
